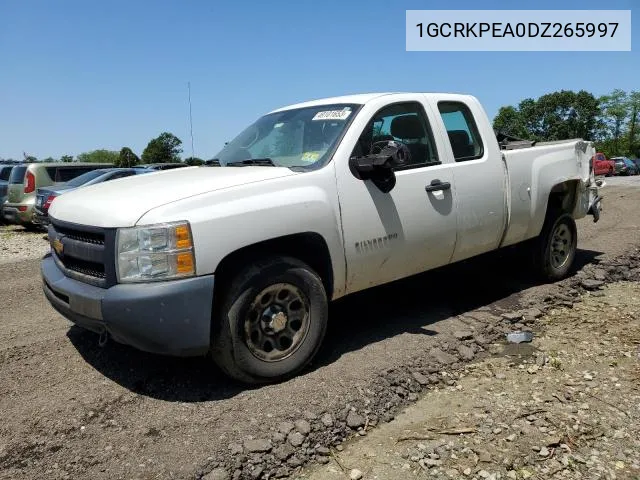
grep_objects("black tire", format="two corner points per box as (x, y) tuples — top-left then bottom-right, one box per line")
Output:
(211, 256), (328, 384)
(606, 167), (613, 177)
(531, 211), (577, 282)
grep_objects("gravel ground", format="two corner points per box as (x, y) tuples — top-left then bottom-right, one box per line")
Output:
(0, 179), (639, 480)
(0, 225), (49, 265)
(301, 279), (640, 480)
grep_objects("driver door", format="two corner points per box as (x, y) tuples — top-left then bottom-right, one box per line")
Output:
(336, 100), (458, 294)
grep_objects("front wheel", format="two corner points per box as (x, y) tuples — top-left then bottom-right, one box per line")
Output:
(531, 212), (577, 281)
(211, 256), (328, 384)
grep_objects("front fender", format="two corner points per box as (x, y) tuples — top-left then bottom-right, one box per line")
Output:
(137, 180), (346, 297)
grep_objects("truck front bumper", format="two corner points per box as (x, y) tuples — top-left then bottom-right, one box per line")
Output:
(41, 254), (215, 356)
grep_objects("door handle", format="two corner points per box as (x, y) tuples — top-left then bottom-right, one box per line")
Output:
(425, 180), (451, 192)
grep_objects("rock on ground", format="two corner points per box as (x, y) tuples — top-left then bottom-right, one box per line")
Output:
(301, 281), (640, 480)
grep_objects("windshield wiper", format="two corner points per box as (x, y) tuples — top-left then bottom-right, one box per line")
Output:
(226, 158), (275, 167)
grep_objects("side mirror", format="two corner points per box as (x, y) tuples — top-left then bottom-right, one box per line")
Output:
(349, 141), (410, 193)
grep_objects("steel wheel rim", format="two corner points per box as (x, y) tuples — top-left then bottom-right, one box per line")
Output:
(244, 283), (311, 362)
(550, 223), (572, 269)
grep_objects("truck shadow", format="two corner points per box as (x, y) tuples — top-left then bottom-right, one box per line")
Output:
(67, 246), (602, 402)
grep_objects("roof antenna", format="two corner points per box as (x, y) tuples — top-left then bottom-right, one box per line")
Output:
(188, 81), (195, 159)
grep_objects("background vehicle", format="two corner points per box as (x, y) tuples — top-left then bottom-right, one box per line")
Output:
(43, 93), (601, 384)
(34, 168), (152, 226)
(592, 152), (615, 176)
(611, 157), (634, 175)
(611, 156), (639, 175)
(0, 164), (15, 223)
(632, 158), (640, 171)
(3, 163), (112, 227)
(624, 158), (639, 175)
(137, 163), (188, 171)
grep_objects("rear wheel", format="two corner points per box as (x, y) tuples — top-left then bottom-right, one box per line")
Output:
(211, 256), (328, 384)
(606, 167), (613, 177)
(531, 212), (577, 281)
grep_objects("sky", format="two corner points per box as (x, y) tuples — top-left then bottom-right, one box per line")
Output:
(0, 0), (638, 160)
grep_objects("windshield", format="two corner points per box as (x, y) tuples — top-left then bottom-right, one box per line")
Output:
(213, 104), (359, 168)
(9, 166), (27, 184)
(64, 169), (109, 187)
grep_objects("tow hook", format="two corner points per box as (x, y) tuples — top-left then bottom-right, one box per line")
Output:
(98, 329), (109, 348)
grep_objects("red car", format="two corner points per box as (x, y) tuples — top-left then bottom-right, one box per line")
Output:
(592, 152), (615, 176)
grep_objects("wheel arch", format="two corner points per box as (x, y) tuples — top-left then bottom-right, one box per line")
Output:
(547, 179), (581, 216)
(213, 232), (335, 301)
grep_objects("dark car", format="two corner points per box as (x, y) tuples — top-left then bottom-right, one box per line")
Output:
(33, 168), (151, 226)
(137, 162), (189, 170)
(611, 157), (639, 176)
(0, 164), (15, 222)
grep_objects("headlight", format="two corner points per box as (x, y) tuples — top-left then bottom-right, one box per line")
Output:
(116, 221), (195, 283)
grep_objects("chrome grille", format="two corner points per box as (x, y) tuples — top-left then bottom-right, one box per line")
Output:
(49, 219), (115, 288)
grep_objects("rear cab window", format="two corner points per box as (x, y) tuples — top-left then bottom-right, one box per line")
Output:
(9, 166), (27, 184)
(438, 101), (484, 162)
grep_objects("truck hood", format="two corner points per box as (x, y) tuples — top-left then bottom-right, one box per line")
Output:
(49, 166), (296, 227)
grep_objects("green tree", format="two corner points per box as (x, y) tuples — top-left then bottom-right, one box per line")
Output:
(76, 149), (119, 164)
(627, 91), (640, 156)
(60, 155), (74, 163)
(141, 132), (182, 163)
(24, 155), (37, 163)
(599, 89), (628, 155)
(493, 90), (601, 142)
(116, 147), (140, 167)
(41, 156), (56, 163)
(492, 105), (528, 138)
(183, 157), (204, 166)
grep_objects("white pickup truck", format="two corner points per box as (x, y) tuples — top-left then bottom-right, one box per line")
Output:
(42, 93), (601, 383)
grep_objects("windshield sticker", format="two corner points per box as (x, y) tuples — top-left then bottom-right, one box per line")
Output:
(312, 108), (352, 121)
(300, 151), (321, 163)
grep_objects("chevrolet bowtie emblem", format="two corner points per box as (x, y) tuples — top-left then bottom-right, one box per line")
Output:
(52, 238), (64, 256)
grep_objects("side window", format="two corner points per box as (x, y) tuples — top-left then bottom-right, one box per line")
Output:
(353, 102), (439, 168)
(57, 167), (91, 182)
(438, 102), (484, 162)
(0, 167), (11, 181)
(107, 172), (133, 181)
(45, 167), (58, 181)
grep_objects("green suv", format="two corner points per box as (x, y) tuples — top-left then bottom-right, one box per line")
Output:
(3, 163), (112, 227)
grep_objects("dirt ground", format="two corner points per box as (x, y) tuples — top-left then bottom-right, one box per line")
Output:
(0, 225), (49, 266)
(300, 282), (640, 480)
(0, 177), (639, 480)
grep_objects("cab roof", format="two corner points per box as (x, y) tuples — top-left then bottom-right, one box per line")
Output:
(269, 93), (403, 113)
(269, 92), (474, 114)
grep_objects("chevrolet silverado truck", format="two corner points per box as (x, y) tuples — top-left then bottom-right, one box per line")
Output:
(41, 93), (602, 383)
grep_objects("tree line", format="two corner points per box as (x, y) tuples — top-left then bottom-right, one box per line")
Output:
(6, 92), (638, 166)
(493, 89), (640, 158)
(1, 132), (206, 167)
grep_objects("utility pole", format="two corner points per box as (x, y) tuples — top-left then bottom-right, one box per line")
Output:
(188, 82), (195, 160)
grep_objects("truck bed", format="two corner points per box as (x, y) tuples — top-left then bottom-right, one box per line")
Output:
(500, 139), (595, 248)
